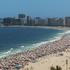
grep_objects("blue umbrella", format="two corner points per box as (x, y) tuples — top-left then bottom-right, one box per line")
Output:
(15, 64), (22, 70)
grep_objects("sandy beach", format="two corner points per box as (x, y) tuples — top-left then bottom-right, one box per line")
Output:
(0, 32), (70, 70)
(23, 34), (70, 70)
(24, 48), (70, 70)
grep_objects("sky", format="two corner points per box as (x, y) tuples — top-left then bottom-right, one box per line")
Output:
(0, 0), (70, 18)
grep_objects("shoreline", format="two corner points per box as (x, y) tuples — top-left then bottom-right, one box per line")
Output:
(0, 25), (70, 30)
(0, 27), (65, 59)
(0, 32), (70, 69)
(25, 47), (70, 70)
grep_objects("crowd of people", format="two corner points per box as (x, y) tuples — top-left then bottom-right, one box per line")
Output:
(0, 34), (70, 70)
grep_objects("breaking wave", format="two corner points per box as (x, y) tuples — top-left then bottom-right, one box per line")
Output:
(0, 30), (70, 58)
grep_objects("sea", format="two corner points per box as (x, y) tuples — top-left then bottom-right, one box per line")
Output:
(0, 27), (69, 58)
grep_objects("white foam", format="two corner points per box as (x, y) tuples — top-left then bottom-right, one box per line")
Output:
(0, 30), (70, 58)
(31, 30), (70, 48)
(20, 45), (24, 48)
(0, 48), (14, 58)
(0, 47), (25, 58)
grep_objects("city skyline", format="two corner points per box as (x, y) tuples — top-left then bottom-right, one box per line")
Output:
(0, 0), (70, 18)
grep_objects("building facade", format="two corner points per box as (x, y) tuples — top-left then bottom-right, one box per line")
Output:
(48, 18), (64, 26)
(64, 17), (70, 27)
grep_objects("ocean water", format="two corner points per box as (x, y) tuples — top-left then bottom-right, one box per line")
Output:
(0, 27), (67, 58)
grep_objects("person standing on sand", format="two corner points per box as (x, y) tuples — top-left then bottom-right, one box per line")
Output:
(0, 64), (2, 70)
(66, 59), (68, 70)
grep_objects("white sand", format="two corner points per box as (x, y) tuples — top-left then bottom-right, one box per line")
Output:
(24, 49), (70, 70)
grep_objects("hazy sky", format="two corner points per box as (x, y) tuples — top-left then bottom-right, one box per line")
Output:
(0, 0), (70, 18)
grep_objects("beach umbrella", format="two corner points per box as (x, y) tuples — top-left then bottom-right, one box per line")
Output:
(3, 67), (9, 70)
(15, 63), (22, 70)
